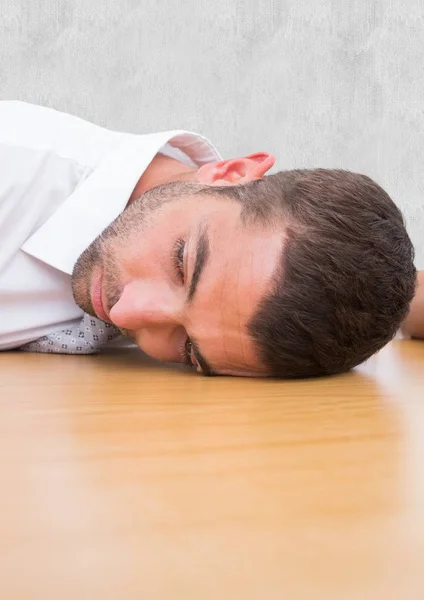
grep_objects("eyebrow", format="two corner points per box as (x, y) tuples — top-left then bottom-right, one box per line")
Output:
(188, 225), (210, 303)
(186, 226), (215, 376)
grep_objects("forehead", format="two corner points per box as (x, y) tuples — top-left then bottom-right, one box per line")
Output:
(186, 206), (284, 376)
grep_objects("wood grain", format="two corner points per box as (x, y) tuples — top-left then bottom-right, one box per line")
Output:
(1, 340), (424, 600)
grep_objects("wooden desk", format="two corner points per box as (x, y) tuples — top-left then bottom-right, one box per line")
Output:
(1, 340), (423, 600)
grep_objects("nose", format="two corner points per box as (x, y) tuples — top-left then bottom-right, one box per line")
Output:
(108, 280), (187, 363)
(109, 280), (183, 331)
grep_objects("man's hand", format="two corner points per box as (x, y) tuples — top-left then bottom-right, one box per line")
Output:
(401, 270), (424, 339)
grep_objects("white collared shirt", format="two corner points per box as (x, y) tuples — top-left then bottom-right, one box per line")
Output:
(0, 101), (221, 349)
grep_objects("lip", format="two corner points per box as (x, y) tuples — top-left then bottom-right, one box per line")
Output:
(91, 270), (110, 322)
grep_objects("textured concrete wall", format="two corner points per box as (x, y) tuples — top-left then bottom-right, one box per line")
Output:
(2, 0), (423, 266)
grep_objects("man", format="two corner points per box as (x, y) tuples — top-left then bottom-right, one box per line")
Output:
(0, 101), (420, 377)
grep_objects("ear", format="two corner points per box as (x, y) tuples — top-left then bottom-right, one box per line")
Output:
(195, 152), (275, 185)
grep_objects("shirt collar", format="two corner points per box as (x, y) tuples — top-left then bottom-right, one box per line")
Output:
(21, 130), (221, 275)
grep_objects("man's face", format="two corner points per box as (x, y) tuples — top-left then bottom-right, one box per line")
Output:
(72, 183), (283, 376)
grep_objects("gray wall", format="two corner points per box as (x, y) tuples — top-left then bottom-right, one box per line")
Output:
(2, 0), (423, 266)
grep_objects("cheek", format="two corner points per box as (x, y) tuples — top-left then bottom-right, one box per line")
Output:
(112, 209), (187, 280)
(115, 236), (166, 281)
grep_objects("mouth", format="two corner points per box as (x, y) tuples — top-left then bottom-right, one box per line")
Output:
(91, 270), (110, 322)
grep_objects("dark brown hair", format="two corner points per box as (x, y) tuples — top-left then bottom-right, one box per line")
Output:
(212, 169), (416, 377)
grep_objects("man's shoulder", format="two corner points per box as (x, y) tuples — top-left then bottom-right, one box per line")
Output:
(1, 100), (94, 124)
(0, 100), (108, 134)
(0, 101), (122, 166)
(0, 100), (83, 127)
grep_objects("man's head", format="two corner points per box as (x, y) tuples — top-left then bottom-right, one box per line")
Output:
(72, 155), (416, 377)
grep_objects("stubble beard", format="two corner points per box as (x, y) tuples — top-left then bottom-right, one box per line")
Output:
(71, 238), (102, 316)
